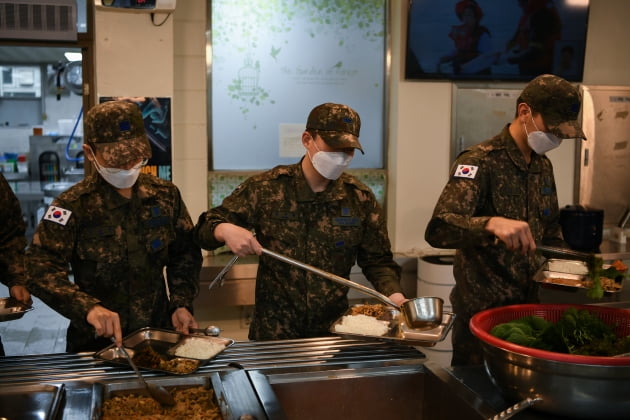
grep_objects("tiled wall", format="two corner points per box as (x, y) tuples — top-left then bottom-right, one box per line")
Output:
(208, 169), (387, 208)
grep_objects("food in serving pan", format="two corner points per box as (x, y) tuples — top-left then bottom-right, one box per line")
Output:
(133, 346), (199, 374)
(101, 385), (222, 419)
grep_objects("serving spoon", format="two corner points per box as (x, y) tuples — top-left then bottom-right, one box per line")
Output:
(113, 339), (175, 406)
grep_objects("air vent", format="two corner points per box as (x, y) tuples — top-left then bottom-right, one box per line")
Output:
(0, 0), (77, 41)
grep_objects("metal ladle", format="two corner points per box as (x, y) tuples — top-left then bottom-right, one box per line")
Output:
(113, 339), (175, 406)
(259, 247), (443, 329)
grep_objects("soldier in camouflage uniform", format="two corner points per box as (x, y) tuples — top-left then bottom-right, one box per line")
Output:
(0, 173), (31, 356)
(194, 103), (405, 340)
(27, 101), (201, 352)
(425, 74), (586, 366)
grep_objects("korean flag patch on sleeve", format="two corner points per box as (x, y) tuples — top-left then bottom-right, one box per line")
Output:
(43, 205), (72, 226)
(454, 164), (479, 179)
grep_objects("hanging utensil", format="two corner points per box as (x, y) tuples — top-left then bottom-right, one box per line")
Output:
(112, 339), (175, 406)
(208, 254), (239, 291)
(259, 247), (443, 329)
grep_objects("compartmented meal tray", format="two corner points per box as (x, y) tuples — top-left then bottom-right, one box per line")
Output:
(330, 304), (455, 346)
(94, 327), (234, 375)
(534, 259), (623, 293)
(0, 297), (33, 322)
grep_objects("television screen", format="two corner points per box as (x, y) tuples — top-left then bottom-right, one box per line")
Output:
(405, 0), (589, 82)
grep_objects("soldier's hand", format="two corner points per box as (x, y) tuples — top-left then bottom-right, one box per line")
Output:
(486, 216), (536, 255)
(87, 305), (123, 347)
(215, 223), (261, 256)
(9, 285), (32, 306)
(388, 292), (407, 306)
(172, 307), (198, 335)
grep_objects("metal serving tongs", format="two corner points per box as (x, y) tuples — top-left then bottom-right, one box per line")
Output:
(536, 244), (597, 262)
(208, 254), (239, 291)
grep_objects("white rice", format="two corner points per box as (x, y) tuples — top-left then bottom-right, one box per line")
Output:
(334, 314), (390, 336)
(174, 338), (226, 360)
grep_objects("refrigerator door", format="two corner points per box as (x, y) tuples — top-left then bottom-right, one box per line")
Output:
(579, 85), (630, 226)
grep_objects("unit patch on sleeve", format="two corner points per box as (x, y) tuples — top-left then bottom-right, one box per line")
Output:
(43, 205), (73, 226)
(454, 164), (479, 179)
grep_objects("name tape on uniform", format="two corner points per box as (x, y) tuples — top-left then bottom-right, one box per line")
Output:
(454, 164), (478, 179)
(43, 205), (72, 226)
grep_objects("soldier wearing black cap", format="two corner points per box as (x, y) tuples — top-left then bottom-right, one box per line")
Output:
(27, 100), (201, 352)
(425, 74), (585, 366)
(194, 103), (405, 340)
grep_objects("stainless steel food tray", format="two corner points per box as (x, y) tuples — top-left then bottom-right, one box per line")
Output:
(94, 327), (234, 375)
(0, 383), (64, 420)
(533, 260), (623, 294)
(91, 372), (234, 419)
(330, 306), (455, 346)
(0, 296), (33, 322)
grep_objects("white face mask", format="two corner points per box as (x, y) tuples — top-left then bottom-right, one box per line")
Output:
(308, 142), (353, 180)
(524, 115), (562, 155)
(89, 148), (142, 189)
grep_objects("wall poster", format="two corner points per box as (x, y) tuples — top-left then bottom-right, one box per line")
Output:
(210, 0), (386, 170)
(99, 96), (172, 181)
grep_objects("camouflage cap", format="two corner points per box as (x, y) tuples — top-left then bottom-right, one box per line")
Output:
(306, 103), (364, 154)
(519, 74), (586, 140)
(84, 101), (152, 167)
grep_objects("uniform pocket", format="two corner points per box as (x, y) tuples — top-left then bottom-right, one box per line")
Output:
(76, 225), (123, 264)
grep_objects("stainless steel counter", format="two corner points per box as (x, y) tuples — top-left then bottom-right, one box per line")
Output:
(597, 238), (630, 261)
(0, 335), (592, 419)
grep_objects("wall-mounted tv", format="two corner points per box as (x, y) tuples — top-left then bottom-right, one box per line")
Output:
(405, 0), (589, 82)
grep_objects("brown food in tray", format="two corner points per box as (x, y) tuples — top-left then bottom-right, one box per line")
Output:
(349, 303), (388, 318)
(101, 385), (222, 419)
(132, 346), (199, 375)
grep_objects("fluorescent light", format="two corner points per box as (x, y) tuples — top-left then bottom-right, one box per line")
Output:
(64, 52), (82, 62)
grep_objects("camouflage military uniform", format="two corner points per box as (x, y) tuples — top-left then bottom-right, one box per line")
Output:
(425, 125), (563, 365)
(194, 160), (402, 340)
(0, 173), (27, 356)
(27, 173), (201, 352)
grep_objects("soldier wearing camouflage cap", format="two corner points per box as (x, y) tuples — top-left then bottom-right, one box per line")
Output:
(425, 74), (584, 366)
(194, 102), (406, 340)
(27, 100), (201, 352)
(0, 173), (31, 356)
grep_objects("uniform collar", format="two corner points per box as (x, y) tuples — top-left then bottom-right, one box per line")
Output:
(293, 159), (347, 202)
(502, 124), (545, 173)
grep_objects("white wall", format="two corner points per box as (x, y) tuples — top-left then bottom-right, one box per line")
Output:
(93, 1), (208, 220)
(93, 0), (630, 255)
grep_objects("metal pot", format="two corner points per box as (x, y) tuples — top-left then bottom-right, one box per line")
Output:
(470, 304), (630, 419)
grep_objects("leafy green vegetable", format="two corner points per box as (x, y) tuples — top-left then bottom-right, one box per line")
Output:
(586, 256), (604, 299)
(490, 307), (628, 356)
(491, 316), (551, 349)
